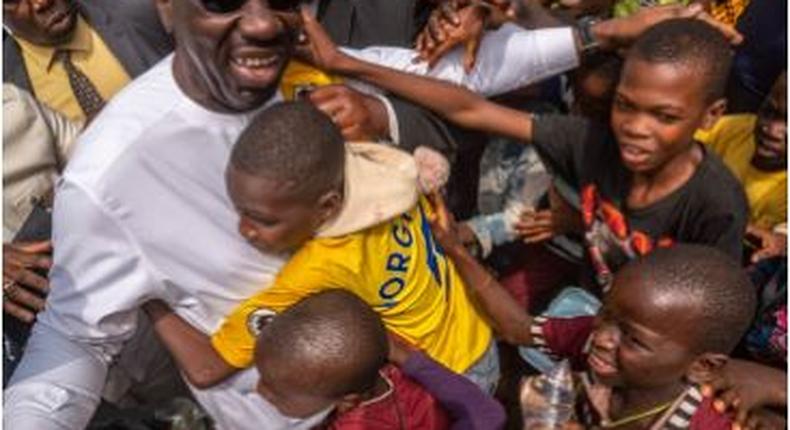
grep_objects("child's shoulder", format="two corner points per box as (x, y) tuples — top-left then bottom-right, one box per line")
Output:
(677, 146), (748, 215)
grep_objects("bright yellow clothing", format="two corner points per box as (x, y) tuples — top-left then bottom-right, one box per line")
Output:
(212, 197), (493, 373)
(16, 16), (130, 122)
(279, 60), (343, 101)
(695, 115), (787, 228)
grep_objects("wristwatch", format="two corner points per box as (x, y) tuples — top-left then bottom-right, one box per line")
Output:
(576, 16), (602, 54)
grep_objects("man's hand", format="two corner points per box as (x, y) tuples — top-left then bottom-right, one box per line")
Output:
(590, 3), (743, 51)
(3, 240), (52, 323)
(415, 0), (515, 72)
(701, 359), (787, 429)
(746, 225), (787, 263)
(307, 85), (390, 141)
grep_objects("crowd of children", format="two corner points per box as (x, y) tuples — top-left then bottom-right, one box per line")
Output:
(3, 0), (787, 429)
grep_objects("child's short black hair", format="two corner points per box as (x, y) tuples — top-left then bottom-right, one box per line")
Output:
(629, 18), (732, 103)
(254, 290), (389, 398)
(230, 101), (345, 199)
(619, 244), (756, 355)
(575, 51), (623, 85)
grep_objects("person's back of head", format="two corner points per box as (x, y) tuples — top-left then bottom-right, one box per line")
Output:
(253, 290), (389, 419)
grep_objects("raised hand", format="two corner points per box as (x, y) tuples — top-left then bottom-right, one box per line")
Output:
(590, 3), (743, 51)
(416, 0), (515, 73)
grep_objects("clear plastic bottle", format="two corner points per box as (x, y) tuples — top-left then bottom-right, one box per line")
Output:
(520, 360), (576, 430)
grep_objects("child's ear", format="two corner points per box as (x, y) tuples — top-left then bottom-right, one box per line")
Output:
(334, 393), (364, 414)
(154, 0), (174, 34)
(685, 353), (728, 385)
(699, 98), (728, 130)
(314, 190), (343, 227)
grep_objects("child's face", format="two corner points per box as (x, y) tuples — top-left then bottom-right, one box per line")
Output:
(227, 167), (336, 255)
(752, 75), (787, 171)
(611, 59), (724, 175)
(587, 270), (702, 390)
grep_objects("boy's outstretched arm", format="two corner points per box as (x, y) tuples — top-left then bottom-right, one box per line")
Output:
(426, 193), (535, 346)
(143, 300), (238, 389)
(299, 7), (535, 143)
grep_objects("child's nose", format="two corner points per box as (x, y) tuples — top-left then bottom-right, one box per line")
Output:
(764, 119), (787, 141)
(593, 324), (621, 350)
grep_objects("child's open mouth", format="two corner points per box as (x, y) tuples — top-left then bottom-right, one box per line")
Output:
(588, 351), (618, 378)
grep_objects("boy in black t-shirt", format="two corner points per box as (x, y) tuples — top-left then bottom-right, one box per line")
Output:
(300, 14), (748, 291)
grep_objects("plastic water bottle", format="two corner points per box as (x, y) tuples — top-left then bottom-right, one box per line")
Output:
(520, 360), (576, 429)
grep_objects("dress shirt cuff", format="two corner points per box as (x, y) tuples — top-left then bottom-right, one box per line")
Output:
(372, 94), (400, 145)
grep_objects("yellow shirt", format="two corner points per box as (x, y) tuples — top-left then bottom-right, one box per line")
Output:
(695, 115), (787, 228)
(16, 16), (130, 122)
(212, 197), (493, 373)
(279, 60), (343, 101)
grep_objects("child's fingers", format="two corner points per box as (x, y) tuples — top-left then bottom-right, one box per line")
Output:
(523, 231), (553, 244)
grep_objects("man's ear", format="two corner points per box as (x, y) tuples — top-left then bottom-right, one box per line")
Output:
(314, 189), (343, 227)
(155, 0), (174, 34)
(699, 98), (727, 130)
(685, 353), (728, 385)
(334, 393), (363, 414)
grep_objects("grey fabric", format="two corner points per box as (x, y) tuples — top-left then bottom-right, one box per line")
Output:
(3, 0), (173, 93)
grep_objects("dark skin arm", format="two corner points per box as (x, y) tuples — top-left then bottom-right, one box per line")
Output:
(143, 300), (238, 389)
(299, 6), (535, 142)
(426, 193), (536, 345)
(298, 4), (740, 144)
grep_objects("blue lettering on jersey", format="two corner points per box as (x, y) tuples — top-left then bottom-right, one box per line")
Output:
(418, 203), (443, 285)
(378, 207), (446, 307)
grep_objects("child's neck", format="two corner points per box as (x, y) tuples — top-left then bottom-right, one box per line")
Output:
(607, 381), (687, 429)
(627, 143), (703, 210)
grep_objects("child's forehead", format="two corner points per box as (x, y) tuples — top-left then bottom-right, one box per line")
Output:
(607, 271), (701, 332)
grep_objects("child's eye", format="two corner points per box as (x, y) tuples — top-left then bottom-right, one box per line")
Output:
(613, 98), (631, 111)
(623, 333), (649, 350)
(654, 112), (680, 124)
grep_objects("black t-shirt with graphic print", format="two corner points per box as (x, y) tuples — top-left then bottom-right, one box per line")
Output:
(531, 114), (748, 288)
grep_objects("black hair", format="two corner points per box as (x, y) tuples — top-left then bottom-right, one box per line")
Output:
(575, 51), (623, 85)
(230, 100), (345, 199)
(618, 244), (756, 355)
(254, 290), (389, 398)
(629, 18), (733, 103)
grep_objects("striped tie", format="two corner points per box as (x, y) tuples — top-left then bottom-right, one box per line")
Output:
(57, 50), (105, 118)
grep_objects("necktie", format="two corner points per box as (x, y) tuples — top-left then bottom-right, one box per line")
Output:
(57, 50), (105, 118)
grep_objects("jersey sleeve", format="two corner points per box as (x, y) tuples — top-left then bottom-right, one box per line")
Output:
(529, 315), (596, 367)
(211, 242), (357, 368)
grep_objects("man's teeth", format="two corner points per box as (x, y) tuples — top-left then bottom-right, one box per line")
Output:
(233, 56), (277, 68)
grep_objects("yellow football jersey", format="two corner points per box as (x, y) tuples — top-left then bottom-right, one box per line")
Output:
(212, 196), (493, 373)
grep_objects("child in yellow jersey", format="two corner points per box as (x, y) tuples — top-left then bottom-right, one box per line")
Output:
(143, 101), (496, 394)
(695, 72), (787, 255)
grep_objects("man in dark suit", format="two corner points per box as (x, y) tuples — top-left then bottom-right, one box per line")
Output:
(3, 0), (172, 121)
